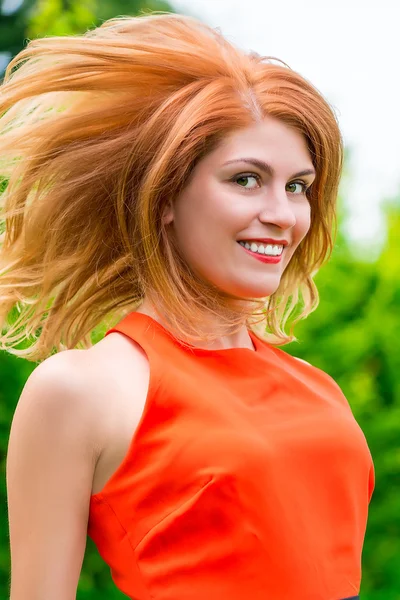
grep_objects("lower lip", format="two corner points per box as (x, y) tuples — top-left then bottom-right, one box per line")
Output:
(238, 243), (283, 264)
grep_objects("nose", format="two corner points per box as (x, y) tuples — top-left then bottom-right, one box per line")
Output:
(258, 187), (297, 230)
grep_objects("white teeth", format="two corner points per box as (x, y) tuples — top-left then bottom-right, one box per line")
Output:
(238, 241), (284, 256)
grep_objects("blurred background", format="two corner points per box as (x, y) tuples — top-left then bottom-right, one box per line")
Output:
(0, 0), (399, 598)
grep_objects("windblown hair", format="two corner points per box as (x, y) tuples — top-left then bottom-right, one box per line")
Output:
(0, 12), (343, 362)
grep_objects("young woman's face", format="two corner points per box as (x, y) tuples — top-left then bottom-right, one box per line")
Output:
(165, 116), (316, 299)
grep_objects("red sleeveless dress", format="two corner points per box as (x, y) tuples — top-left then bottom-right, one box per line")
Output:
(87, 311), (375, 600)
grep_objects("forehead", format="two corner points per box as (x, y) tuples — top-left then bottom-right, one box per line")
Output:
(206, 116), (313, 170)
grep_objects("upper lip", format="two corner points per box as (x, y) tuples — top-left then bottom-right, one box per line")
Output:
(238, 238), (289, 246)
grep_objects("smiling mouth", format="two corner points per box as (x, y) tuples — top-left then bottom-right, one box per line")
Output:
(237, 240), (284, 257)
(237, 241), (283, 264)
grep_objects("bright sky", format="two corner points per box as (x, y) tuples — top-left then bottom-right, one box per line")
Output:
(171, 0), (400, 249)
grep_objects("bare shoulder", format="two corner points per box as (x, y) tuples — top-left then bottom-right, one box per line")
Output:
(19, 348), (97, 422)
(34, 330), (149, 438)
(15, 348), (107, 463)
(17, 331), (151, 497)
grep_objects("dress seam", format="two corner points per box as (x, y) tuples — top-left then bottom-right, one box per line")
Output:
(93, 495), (154, 600)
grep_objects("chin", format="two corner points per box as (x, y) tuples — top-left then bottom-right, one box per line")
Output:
(245, 288), (279, 300)
(224, 280), (281, 300)
(201, 270), (282, 301)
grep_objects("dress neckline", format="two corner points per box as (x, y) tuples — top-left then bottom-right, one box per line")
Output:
(125, 311), (268, 357)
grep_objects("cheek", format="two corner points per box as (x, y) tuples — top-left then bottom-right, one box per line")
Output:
(171, 193), (218, 263)
(294, 203), (312, 242)
(173, 184), (240, 244)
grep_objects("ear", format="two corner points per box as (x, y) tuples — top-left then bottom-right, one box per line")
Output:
(162, 200), (174, 225)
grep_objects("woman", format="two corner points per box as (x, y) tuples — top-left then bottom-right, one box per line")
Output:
(0, 12), (374, 600)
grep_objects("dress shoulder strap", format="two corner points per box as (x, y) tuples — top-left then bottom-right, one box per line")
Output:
(104, 310), (179, 368)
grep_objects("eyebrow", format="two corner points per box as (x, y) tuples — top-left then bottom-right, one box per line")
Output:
(222, 157), (316, 179)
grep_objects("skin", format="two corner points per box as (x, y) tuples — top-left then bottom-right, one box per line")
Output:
(139, 115), (316, 350)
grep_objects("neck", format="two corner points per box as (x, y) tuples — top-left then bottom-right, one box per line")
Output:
(136, 297), (256, 351)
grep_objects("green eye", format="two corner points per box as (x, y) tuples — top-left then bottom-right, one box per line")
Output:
(234, 174), (259, 189)
(287, 181), (308, 194)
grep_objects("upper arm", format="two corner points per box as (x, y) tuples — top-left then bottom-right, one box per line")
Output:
(6, 351), (101, 600)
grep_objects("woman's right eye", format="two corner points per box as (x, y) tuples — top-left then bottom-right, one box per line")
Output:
(233, 174), (260, 190)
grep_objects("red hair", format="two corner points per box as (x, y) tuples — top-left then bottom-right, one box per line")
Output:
(0, 12), (343, 361)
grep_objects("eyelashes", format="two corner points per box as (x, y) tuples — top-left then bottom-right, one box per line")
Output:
(231, 172), (311, 195)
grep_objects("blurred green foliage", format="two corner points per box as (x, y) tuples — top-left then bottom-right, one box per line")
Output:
(0, 0), (36, 67)
(0, 0), (172, 76)
(1, 1), (399, 598)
